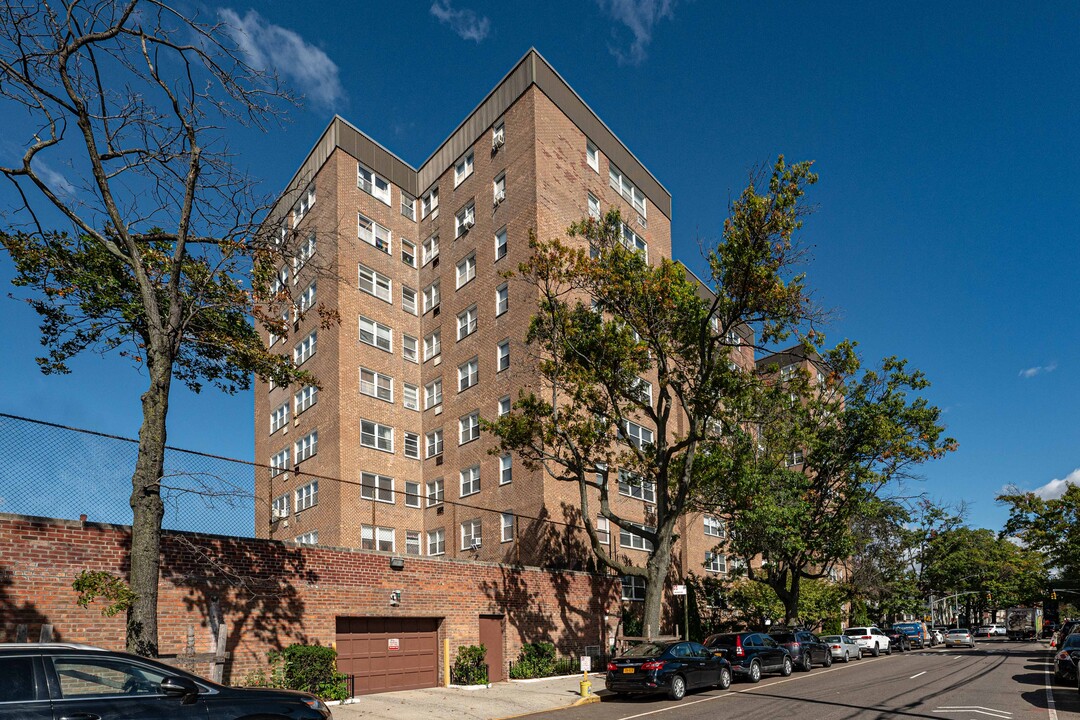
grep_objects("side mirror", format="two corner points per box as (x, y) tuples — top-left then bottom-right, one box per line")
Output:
(160, 676), (199, 702)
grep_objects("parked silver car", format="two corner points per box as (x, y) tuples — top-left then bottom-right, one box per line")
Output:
(821, 635), (862, 663)
(945, 628), (976, 648)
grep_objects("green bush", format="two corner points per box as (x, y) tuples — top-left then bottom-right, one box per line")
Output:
(508, 641), (556, 679)
(268, 644), (349, 701)
(452, 644), (488, 685)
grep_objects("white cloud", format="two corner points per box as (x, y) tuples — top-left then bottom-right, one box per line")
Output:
(597, 0), (676, 65)
(33, 159), (76, 197)
(218, 9), (344, 111)
(1019, 361), (1057, 378)
(430, 1), (491, 43)
(1033, 468), (1080, 500)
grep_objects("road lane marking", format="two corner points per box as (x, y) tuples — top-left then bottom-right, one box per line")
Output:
(909, 671), (927, 679)
(1043, 663), (1058, 720)
(936, 707), (1010, 714)
(933, 710), (1010, 719)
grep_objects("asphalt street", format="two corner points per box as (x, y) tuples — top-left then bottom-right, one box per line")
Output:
(526, 640), (1079, 720)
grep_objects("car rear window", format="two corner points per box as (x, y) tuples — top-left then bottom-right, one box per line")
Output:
(621, 642), (668, 658)
(1061, 635), (1080, 649)
(947, 629), (969, 634)
(704, 634), (740, 647)
(771, 633), (796, 642)
(0, 657), (37, 703)
(846, 628), (869, 635)
(821, 636), (842, 643)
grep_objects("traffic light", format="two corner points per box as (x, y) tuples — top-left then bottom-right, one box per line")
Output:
(985, 592), (992, 602)
(1051, 590), (1058, 600)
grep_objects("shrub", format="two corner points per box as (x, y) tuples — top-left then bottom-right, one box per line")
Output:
(452, 644), (488, 685)
(269, 644), (349, 701)
(508, 641), (556, 679)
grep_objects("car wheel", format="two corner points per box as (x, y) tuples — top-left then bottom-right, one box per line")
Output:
(802, 652), (813, 672)
(669, 674), (686, 701)
(872, 644), (880, 657)
(718, 667), (732, 690)
(823, 651), (833, 668)
(842, 650), (851, 663)
(749, 660), (762, 683)
(886, 643), (893, 655)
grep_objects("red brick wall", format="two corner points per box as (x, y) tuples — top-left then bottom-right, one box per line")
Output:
(0, 513), (619, 684)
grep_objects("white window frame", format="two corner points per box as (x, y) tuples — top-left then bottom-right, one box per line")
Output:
(609, 163), (647, 217)
(619, 469), (656, 503)
(360, 471), (394, 504)
(596, 516), (610, 545)
(357, 162), (391, 205)
(403, 334), (419, 363)
(461, 518), (482, 549)
(426, 478), (444, 506)
(426, 429), (444, 458)
(425, 379), (443, 409)
(270, 448), (290, 477)
(499, 454), (512, 485)
(292, 184), (316, 227)
(704, 515), (727, 539)
(401, 192), (416, 221)
(361, 524), (396, 552)
(423, 280), (441, 314)
(621, 575), (646, 601)
(294, 385), (318, 415)
(359, 367), (394, 403)
(424, 330), (441, 361)
(492, 121), (505, 149)
(705, 551), (727, 574)
(294, 331), (317, 366)
(422, 234), (439, 265)
(460, 465), (480, 497)
(427, 528), (445, 556)
(456, 253), (477, 288)
(501, 512), (514, 543)
(404, 432), (420, 460)
(401, 239), (417, 267)
(294, 430), (318, 463)
(359, 316), (392, 352)
(493, 172), (506, 206)
(459, 411), (480, 445)
(498, 395), (511, 417)
(454, 151), (474, 186)
(360, 419), (394, 453)
(497, 339), (510, 372)
(403, 383), (419, 411)
(296, 280), (317, 317)
(295, 480), (318, 511)
(622, 421), (654, 450)
(455, 202), (476, 238)
(294, 232), (316, 276)
(270, 402), (289, 434)
(421, 187), (439, 219)
(294, 530), (318, 546)
(588, 192), (600, 219)
(457, 305), (478, 340)
(586, 140), (599, 172)
(458, 357), (479, 392)
(357, 212), (392, 254)
(495, 283), (508, 316)
(494, 227), (507, 261)
(620, 222), (648, 261)
(620, 522), (654, 551)
(358, 263), (392, 303)
(272, 493), (290, 519)
(402, 286), (418, 315)
(406, 530), (422, 555)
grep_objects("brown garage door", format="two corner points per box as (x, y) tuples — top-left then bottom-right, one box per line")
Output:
(336, 617), (439, 695)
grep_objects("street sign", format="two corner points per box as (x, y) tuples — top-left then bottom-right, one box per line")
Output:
(388, 638), (400, 651)
(673, 584), (687, 596)
(580, 656), (591, 672)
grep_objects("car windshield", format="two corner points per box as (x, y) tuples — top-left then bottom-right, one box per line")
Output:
(1061, 635), (1080, 649)
(948, 629), (969, 635)
(846, 628), (869, 635)
(620, 642), (669, 658)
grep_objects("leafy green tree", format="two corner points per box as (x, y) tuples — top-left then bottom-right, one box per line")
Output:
(487, 158), (821, 639)
(0, 2), (316, 655)
(702, 350), (956, 624)
(998, 484), (1080, 581)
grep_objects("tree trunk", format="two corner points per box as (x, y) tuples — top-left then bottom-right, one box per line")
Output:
(774, 570), (801, 626)
(126, 358), (171, 657)
(641, 537), (674, 639)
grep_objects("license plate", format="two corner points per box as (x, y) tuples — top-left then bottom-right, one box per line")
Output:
(622, 667), (634, 674)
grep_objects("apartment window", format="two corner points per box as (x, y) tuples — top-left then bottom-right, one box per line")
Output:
(405, 481), (421, 507)
(270, 448), (289, 477)
(360, 472), (394, 503)
(621, 575), (646, 602)
(498, 395), (511, 416)
(403, 383), (419, 411)
(457, 305), (478, 340)
(619, 469), (656, 503)
(270, 402), (289, 434)
(358, 264), (392, 302)
(495, 284), (508, 316)
(494, 227), (507, 261)
(270, 265), (288, 296)
(425, 379), (443, 409)
(424, 330), (441, 361)
(296, 281), (317, 316)
(291, 236), (315, 284)
(497, 340), (510, 372)
(492, 121), (505, 149)
(427, 528), (445, 556)
(294, 531), (318, 546)
(620, 223), (648, 260)
(704, 515), (727, 539)
(499, 454), (512, 485)
(360, 419), (394, 453)
(620, 522), (654, 551)
(780, 364), (797, 381)
(270, 307), (288, 347)
(609, 163), (647, 217)
(459, 411), (480, 445)
(292, 184), (316, 227)
(401, 192), (416, 221)
(271, 493), (290, 519)
(632, 378), (653, 405)
(493, 173), (506, 206)
(294, 331), (316, 365)
(456, 253), (476, 288)
(423, 280), (441, 313)
(786, 450), (805, 467)
(359, 368), (393, 403)
(422, 234), (439, 265)
(460, 465), (480, 497)
(294, 430), (318, 463)
(454, 151), (474, 186)
(461, 519), (482, 549)
(403, 334), (418, 363)
(357, 213), (391, 254)
(362, 525), (395, 552)
(357, 163), (391, 205)
(622, 421), (654, 450)
(725, 329), (741, 346)
(295, 480), (318, 511)
(588, 192), (600, 219)
(401, 239), (417, 267)
(404, 432), (420, 459)
(455, 203), (475, 237)
(426, 429), (444, 458)
(359, 316), (392, 352)
(586, 140), (599, 172)
(426, 478), (444, 506)
(406, 530), (421, 555)
(421, 187), (439, 219)
(402, 286), (417, 315)
(705, 552), (727, 574)
(457, 358), (478, 393)
(596, 515), (610, 545)
(501, 512), (514, 543)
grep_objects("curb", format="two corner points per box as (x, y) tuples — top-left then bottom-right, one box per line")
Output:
(572, 695), (601, 706)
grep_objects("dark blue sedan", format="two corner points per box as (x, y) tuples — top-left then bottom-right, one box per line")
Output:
(606, 640), (732, 700)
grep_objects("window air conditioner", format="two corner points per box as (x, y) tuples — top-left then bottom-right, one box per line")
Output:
(494, 190), (506, 206)
(272, 508), (288, 521)
(435, 455), (444, 466)
(462, 217), (475, 231)
(492, 133), (505, 150)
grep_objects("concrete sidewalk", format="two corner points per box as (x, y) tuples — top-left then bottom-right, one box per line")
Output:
(331, 673), (600, 720)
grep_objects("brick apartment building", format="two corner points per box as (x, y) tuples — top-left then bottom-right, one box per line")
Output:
(254, 49), (757, 619)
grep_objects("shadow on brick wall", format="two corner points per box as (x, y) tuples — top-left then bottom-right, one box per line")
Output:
(0, 568), (59, 642)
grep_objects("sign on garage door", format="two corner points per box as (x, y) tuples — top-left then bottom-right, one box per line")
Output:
(335, 617), (439, 695)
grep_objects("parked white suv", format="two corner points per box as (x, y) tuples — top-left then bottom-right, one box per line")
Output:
(844, 627), (892, 657)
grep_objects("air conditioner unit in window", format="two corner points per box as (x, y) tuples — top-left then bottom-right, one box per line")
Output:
(272, 508), (288, 521)
(492, 133), (505, 150)
(493, 190), (506, 206)
(462, 217), (475, 231)
(472, 539), (482, 549)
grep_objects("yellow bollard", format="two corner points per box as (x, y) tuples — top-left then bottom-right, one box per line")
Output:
(579, 670), (592, 697)
(444, 638), (451, 687)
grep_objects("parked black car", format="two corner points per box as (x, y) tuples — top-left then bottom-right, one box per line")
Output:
(605, 640), (732, 700)
(885, 628), (912, 652)
(1054, 633), (1080, 684)
(769, 630), (833, 671)
(703, 632), (792, 683)
(1042, 622), (1058, 639)
(0, 643), (333, 720)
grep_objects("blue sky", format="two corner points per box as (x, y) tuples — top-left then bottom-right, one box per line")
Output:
(1, 0), (1077, 531)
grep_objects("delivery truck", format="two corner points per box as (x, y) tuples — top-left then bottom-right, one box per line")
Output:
(1005, 607), (1041, 640)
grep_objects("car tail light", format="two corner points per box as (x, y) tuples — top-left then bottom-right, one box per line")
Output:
(607, 662), (618, 672)
(791, 642), (800, 651)
(831, 644), (840, 649)
(641, 660), (666, 671)
(1057, 651), (1070, 661)
(735, 636), (745, 657)
(861, 635), (872, 639)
